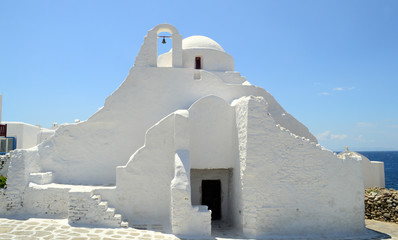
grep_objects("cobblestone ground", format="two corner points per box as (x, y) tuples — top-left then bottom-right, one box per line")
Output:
(0, 217), (396, 240)
(0, 218), (179, 240)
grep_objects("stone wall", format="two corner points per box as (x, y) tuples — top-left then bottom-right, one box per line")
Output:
(365, 187), (398, 224)
(0, 189), (6, 213)
(23, 183), (69, 217)
(0, 153), (11, 177)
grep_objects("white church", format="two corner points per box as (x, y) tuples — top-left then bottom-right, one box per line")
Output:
(0, 24), (374, 238)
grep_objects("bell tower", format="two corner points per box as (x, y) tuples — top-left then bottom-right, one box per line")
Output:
(134, 24), (182, 68)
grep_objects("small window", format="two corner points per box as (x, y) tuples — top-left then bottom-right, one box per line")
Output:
(0, 137), (15, 153)
(0, 139), (5, 152)
(0, 124), (7, 137)
(195, 57), (201, 69)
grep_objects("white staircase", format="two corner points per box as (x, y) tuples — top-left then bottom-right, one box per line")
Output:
(68, 190), (128, 228)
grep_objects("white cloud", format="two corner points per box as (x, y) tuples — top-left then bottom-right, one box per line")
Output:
(318, 92), (330, 96)
(316, 130), (347, 141)
(333, 87), (344, 91)
(331, 134), (347, 140)
(333, 87), (355, 91)
(316, 130), (331, 140)
(318, 86), (356, 96)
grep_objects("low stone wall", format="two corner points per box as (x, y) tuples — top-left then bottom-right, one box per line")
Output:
(24, 183), (69, 217)
(0, 153), (11, 177)
(365, 187), (398, 223)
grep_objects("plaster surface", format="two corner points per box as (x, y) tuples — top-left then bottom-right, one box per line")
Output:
(338, 150), (385, 188)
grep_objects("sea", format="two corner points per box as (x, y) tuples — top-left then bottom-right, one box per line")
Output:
(358, 151), (398, 190)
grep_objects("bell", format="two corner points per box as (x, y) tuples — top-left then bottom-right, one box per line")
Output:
(162, 37), (166, 44)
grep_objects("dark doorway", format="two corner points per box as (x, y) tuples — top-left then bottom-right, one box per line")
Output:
(202, 180), (221, 220)
(195, 57), (201, 69)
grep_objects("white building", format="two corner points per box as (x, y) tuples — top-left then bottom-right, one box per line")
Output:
(0, 94), (56, 176)
(338, 147), (385, 189)
(0, 24), (369, 239)
(0, 95), (56, 154)
(0, 122), (55, 152)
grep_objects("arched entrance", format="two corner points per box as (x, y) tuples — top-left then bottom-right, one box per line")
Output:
(190, 169), (232, 223)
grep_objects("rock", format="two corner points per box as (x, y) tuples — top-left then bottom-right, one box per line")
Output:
(365, 187), (398, 223)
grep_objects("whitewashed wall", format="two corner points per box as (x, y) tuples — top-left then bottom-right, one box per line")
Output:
(19, 64), (315, 186)
(182, 49), (234, 71)
(232, 96), (365, 238)
(112, 113), (177, 230)
(189, 95), (237, 169)
(338, 151), (385, 188)
(190, 169), (231, 222)
(158, 48), (234, 71)
(3, 122), (54, 151)
(363, 160), (385, 188)
(98, 96), (238, 232)
(5, 122), (40, 149)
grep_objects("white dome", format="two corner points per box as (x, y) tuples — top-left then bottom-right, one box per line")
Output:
(182, 35), (225, 52)
(337, 148), (370, 162)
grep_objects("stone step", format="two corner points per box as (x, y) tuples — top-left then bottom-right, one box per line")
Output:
(68, 190), (129, 228)
(104, 208), (116, 218)
(91, 194), (101, 203)
(106, 207), (115, 214)
(121, 221), (129, 228)
(98, 201), (108, 209)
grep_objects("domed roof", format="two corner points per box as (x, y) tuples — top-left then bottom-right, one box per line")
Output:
(337, 147), (370, 162)
(182, 35), (225, 52)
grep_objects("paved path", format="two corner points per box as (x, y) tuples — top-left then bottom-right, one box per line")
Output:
(366, 220), (398, 239)
(0, 217), (396, 239)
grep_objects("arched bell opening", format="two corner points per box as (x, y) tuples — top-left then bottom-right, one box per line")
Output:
(135, 24), (182, 68)
(153, 24), (182, 68)
(157, 32), (172, 67)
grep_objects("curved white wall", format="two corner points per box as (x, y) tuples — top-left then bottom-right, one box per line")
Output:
(158, 52), (172, 67)
(158, 48), (234, 71)
(189, 96), (238, 169)
(182, 49), (234, 71)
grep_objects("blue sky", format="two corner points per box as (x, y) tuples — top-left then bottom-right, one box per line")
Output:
(1, 0), (397, 151)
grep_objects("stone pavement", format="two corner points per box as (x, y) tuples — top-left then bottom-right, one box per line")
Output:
(0, 217), (396, 240)
(366, 220), (398, 239)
